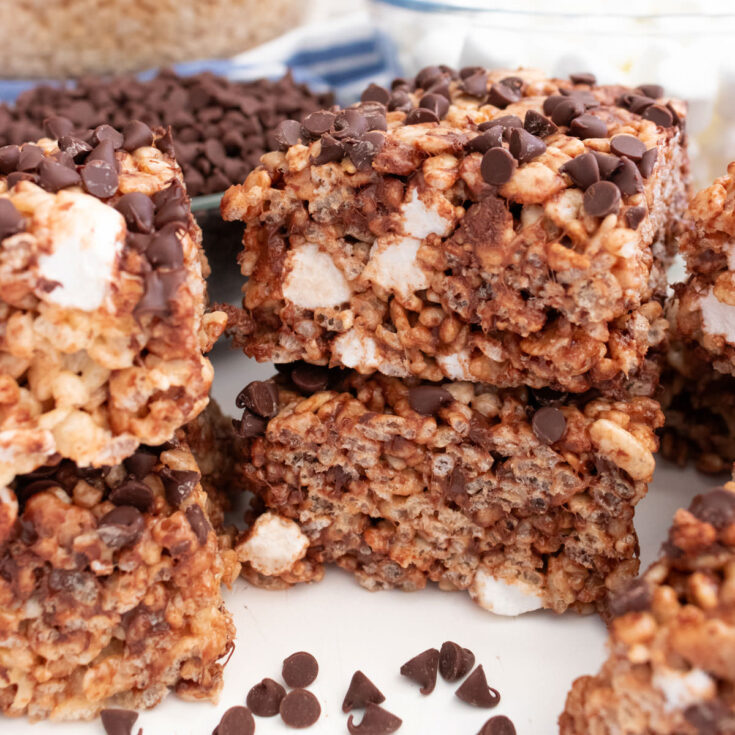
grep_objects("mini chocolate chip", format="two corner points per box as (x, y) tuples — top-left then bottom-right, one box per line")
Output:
(17, 144), (44, 172)
(154, 198), (187, 229)
(332, 109), (368, 139)
(361, 83), (391, 105)
(523, 109), (557, 138)
(363, 106), (388, 132)
(123, 449), (158, 479)
(408, 385), (453, 415)
(247, 678), (286, 717)
(280, 689), (321, 729)
(419, 93), (449, 119)
(213, 706), (255, 735)
(92, 124), (124, 149)
(624, 206), (647, 230)
(479, 115), (522, 131)
(100, 708), (139, 735)
(500, 76), (523, 93)
(122, 120), (154, 152)
(155, 127), (175, 157)
(643, 103), (674, 127)
(302, 110), (337, 137)
(542, 95), (565, 116)
(400, 648), (439, 695)
(466, 128), (503, 154)
(283, 651), (319, 688)
(58, 135), (92, 161)
(405, 108), (439, 125)
(342, 671), (386, 712)
(610, 134), (646, 161)
(551, 97), (584, 126)
(160, 468), (200, 508)
(689, 487), (735, 530)
(313, 133), (344, 165)
(611, 157), (644, 196)
(109, 480), (154, 513)
(273, 119), (303, 150)
(0, 144), (20, 173)
(570, 72), (596, 85)
(7, 172), (38, 187)
(455, 666), (501, 708)
(462, 70), (488, 98)
(508, 128), (546, 163)
(460, 65), (483, 79)
(481, 147), (517, 186)
(607, 577), (652, 617)
(346, 131), (385, 171)
(81, 160), (118, 198)
(291, 362), (330, 394)
(583, 180), (621, 217)
(0, 199), (23, 239)
(415, 65), (443, 89)
(237, 380), (279, 418)
(98, 505), (145, 549)
(43, 115), (74, 140)
(185, 504), (210, 545)
(591, 151), (622, 179)
(560, 152), (600, 190)
(87, 139), (118, 167)
(439, 641), (475, 682)
(115, 192), (155, 233)
(532, 406), (567, 444)
(147, 222), (184, 268)
(638, 147), (658, 179)
(563, 89), (600, 109)
(637, 84), (664, 99)
(134, 268), (185, 319)
(487, 82), (520, 109)
(235, 409), (268, 438)
(347, 703), (402, 735)
(479, 715), (517, 735)
(568, 113), (607, 139)
(623, 94), (656, 114)
(38, 158), (81, 192)
(388, 90), (412, 113)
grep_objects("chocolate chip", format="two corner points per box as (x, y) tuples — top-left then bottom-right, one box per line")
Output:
(611, 157), (644, 196)
(155, 127), (176, 157)
(408, 385), (453, 416)
(186, 504), (210, 545)
(123, 449), (158, 479)
(7, 172), (38, 188)
(280, 689), (321, 729)
(523, 109), (557, 138)
(550, 98), (584, 126)
(508, 128), (546, 163)
(274, 119), (303, 150)
(342, 671), (386, 712)
(237, 380), (279, 418)
(147, 222), (184, 268)
(213, 706), (255, 735)
(388, 90), (412, 113)
(624, 206), (647, 230)
(568, 113), (607, 139)
(313, 133), (344, 165)
(462, 70), (488, 98)
(160, 468), (200, 508)
(0, 199), (23, 240)
(332, 109), (368, 139)
(532, 406), (567, 444)
(134, 268), (185, 319)
(607, 577), (652, 617)
(283, 651), (319, 688)
(291, 363), (330, 394)
(43, 115), (74, 140)
(637, 84), (664, 99)
(583, 180), (621, 217)
(400, 648), (439, 695)
(347, 703), (402, 734)
(455, 666), (501, 708)
(115, 192), (155, 233)
(479, 115), (522, 131)
(542, 95), (565, 116)
(346, 131), (385, 171)
(37, 158), (81, 192)
(487, 82), (520, 109)
(415, 65), (443, 89)
(610, 134), (646, 161)
(405, 108), (439, 125)
(0, 144), (20, 173)
(81, 159), (118, 198)
(683, 701), (731, 735)
(302, 110), (336, 137)
(17, 144), (44, 172)
(570, 72), (596, 85)
(98, 505), (145, 549)
(466, 129), (502, 154)
(419, 93), (449, 119)
(361, 84), (391, 105)
(363, 106), (388, 132)
(439, 641), (475, 682)
(87, 139), (118, 168)
(480, 147), (517, 186)
(638, 148), (658, 179)
(478, 715), (517, 735)
(109, 480), (154, 513)
(122, 120), (154, 152)
(247, 678), (286, 717)
(92, 124), (124, 150)
(154, 197), (188, 229)
(560, 152), (600, 190)
(58, 135), (92, 161)
(100, 708), (139, 735)
(689, 488), (735, 530)
(235, 409), (268, 438)
(642, 104), (674, 127)
(591, 151), (621, 179)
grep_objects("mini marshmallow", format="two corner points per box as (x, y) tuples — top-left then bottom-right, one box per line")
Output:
(238, 512), (309, 577)
(652, 667), (716, 713)
(470, 569), (544, 616)
(282, 243), (352, 310)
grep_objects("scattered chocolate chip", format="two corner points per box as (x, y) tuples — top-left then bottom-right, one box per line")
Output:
(361, 84), (391, 105)
(280, 688), (321, 729)
(213, 705), (255, 735)
(185, 504), (210, 545)
(0, 198), (23, 239)
(560, 152), (600, 190)
(274, 119), (303, 150)
(487, 82), (520, 109)
(332, 109), (368, 139)
(155, 127), (175, 157)
(160, 468), (200, 508)
(591, 151), (621, 179)
(480, 147), (517, 186)
(134, 268), (184, 319)
(98, 506), (145, 549)
(480, 115), (522, 132)
(247, 678), (286, 717)
(638, 147), (658, 179)
(643, 104), (674, 127)
(17, 144), (44, 172)
(0, 144), (20, 173)
(342, 671), (386, 712)
(568, 113), (607, 139)
(611, 157), (644, 196)
(43, 115), (74, 140)
(313, 133), (344, 165)
(92, 124), (124, 149)
(115, 192), (155, 233)
(283, 651), (319, 688)
(235, 409), (268, 439)
(570, 72), (596, 85)
(542, 95), (565, 116)
(291, 362), (330, 394)
(439, 641), (475, 682)
(123, 450), (158, 480)
(624, 206), (647, 230)
(405, 108), (439, 125)
(87, 138), (118, 167)
(466, 128), (502, 154)
(37, 158), (81, 192)
(532, 406), (567, 444)
(609, 134), (646, 161)
(500, 76), (524, 94)
(388, 90), (412, 113)
(455, 666), (501, 708)
(478, 715), (517, 735)
(237, 380), (279, 418)
(408, 385), (453, 416)
(607, 577), (652, 617)
(462, 70), (488, 98)
(100, 708), (139, 735)
(583, 180), (621, 217)
(81, 159), (118, 197)
(146, 222), (184, 268)
(415, 65), (443, 89)
(347, 703), (402, 734)
(58, 135), (92, 161)
(419, 93), (449, 119)
(637, 84), (664, 99)
(550, 98), (584, 126)
(122, 120), (154, 152)
(689, 487), (735, 530)
(109, 480), (154, 513)
(523, 109), (557, 138)
(346, 131), (385, 171)
(302, 110), (336, 138)
(7, 171), (39, 187)
(400, 648), (439, 695)
(508, 128), (546, 163)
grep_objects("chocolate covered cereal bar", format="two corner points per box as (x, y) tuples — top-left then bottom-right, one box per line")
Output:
(234, 368), (663, 614)
(222, 68), (687, 394)
(560, 485), (735, 734)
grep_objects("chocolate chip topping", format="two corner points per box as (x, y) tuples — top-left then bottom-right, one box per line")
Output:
(87, 138), (118, 167)
(591, 151), (622, 179)
(347, 703), (403, 735)
(523, 109), (557, 138)
(415, 65), (443, 90)
(689, 487), (735, 530)
(0, 198), (23, 240)
(58, 135), (92, 161)
(638, 147), (658, 179)
(466, 128), (503, 154)
(637, 83), (664, 99)
(146, 222), (184, 268)
(583, 180), (621, 217)
(419, 93), (449, 120)
(7, 171), (38, 187)
(160, 467), (200, 508)
(81, 159), (118, 198)
(560, 152), (600, 190)
(550, 97), (584, 126)
(408, 385), (453, 416)
(361, 83), (391, 105)
(237, 380), (279, 419)
(100, 708), (139, 735)
(405, 108), (439, 125)
(607, 577), (652, 618)
(479, 715), (517, 735)
(291, 362), (330, 394)
(134, 268), (185, 319)
(508, 128), (546, 163)
(480, 147), (517, 186)
(531, 406), (567, 444)
(643, 104), (674, 127)
(0, 144), (20, 173)
(17, 144), (43, 171)
(625, 205), (647, 230)
(570, 72), (596, 85)
(185, 504), (210, 545)
(480, 115), (522, 132)
(247, 678), (286, 717)
(455, 665), (501, 708)
(611, 157), (644, 196)
(98, 506), (145, 549)
(332, 109), (368, 140)
(213, 705), (255, 735)
(282, 651), (319, 688)
(462, 70), (488, 98)
(400, 648), (439, 695)
(346, 131), (385, 171)
(123, 449), (158, 479)
(44, 115), (74, 140)
(37, 158), (81, 192)
(115, 192), (155, 233)
(302, 111), (336, 138)
(488, 82), (520, 109)
(313, 133), (344, 165)
(274, 119), (303, 150)
(92, 124), (124, 149)
(439, 641), (475, 682)
(109, 479), (154, 513)
(235, 409), (268, 439)
(342, 671), (386, 713)
(609, 134), (646, 161)
(122, 120), (154, 152)
(280, 688), (321, 729)
(568, 113), (607, 139)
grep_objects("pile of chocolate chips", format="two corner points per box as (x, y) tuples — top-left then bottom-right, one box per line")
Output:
(0, 70), (334, 196)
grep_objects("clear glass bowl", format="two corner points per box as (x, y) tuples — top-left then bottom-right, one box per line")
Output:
(371, 0), (735, 186)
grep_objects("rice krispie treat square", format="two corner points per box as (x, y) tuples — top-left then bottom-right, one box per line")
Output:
(222, 68), (687, 394)
(233, 368), (663, 615)
(560, 484), (735, 734)
(0, 119), (226, 486)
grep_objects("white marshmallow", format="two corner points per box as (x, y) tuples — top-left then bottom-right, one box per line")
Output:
(699, 288), (735, 344)
(652, 667), (716, 713)
(362, 236), (428, 300)
(436, 351), (473, 380)
(401, 188), (453, 239)
(238, 512), (309, 577)
(470, 569), (545, 616)
(333, 328), (381, 371)
(282, 242), (352, 310)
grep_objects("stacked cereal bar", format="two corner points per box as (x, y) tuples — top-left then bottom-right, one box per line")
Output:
(560, 484), (735, 734)
(225, 66), (688, 615)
